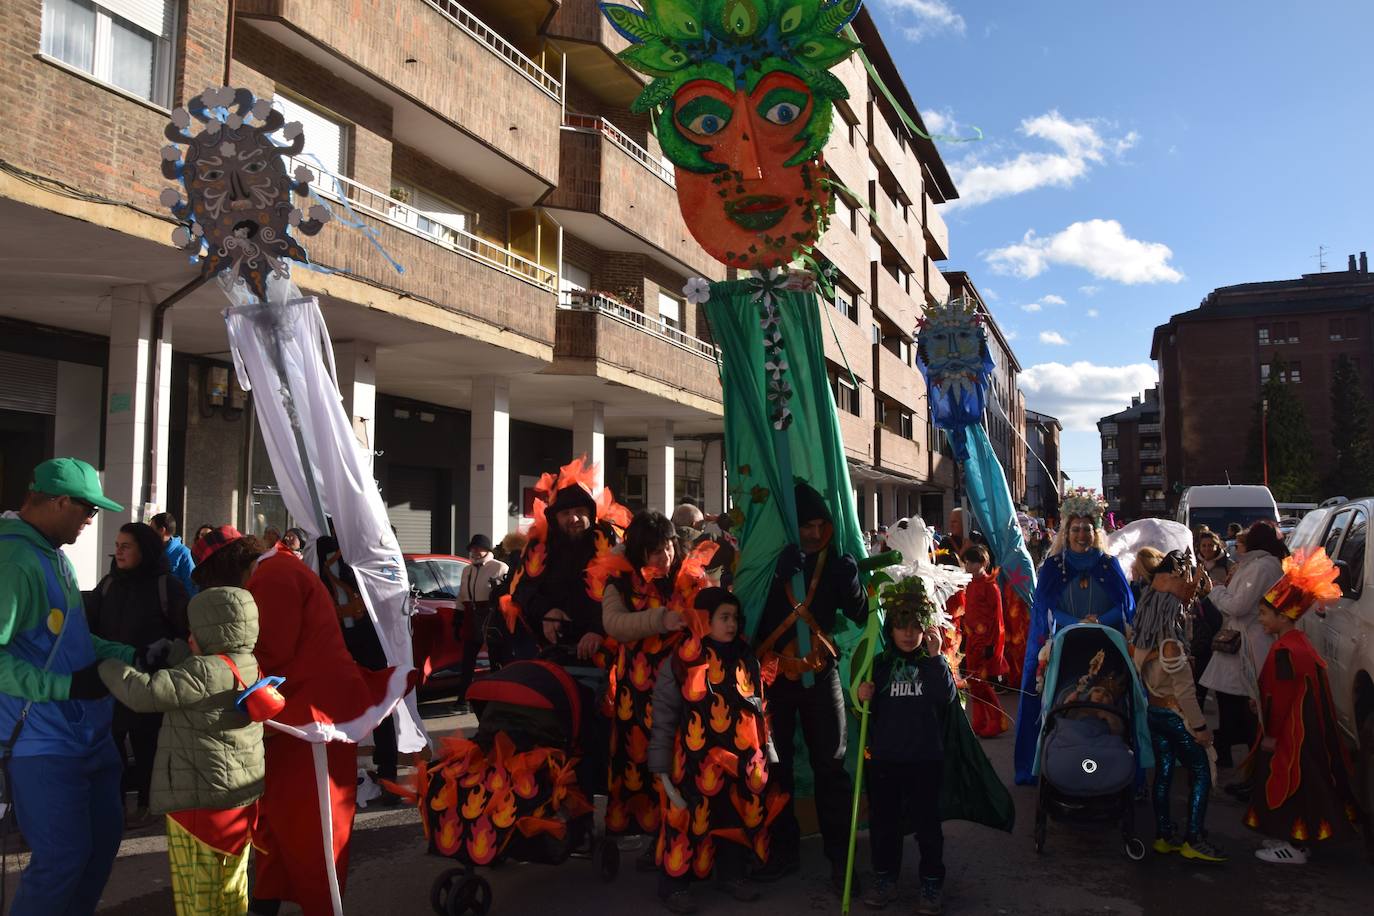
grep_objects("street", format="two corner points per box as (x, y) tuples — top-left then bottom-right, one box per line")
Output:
(28, 695), (1371, 916)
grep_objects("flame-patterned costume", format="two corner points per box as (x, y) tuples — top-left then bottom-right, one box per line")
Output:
(962, 572), (1009, 737)
(1243, 549), (1358, 846)
(650, 621), (787, 880)
(1002, 581), (1030, 688)
(593, 544), (717, 837)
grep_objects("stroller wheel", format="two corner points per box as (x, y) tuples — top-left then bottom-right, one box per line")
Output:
(446, 875), (493, 916)
(1124, 838), (1147, 861)
(596, 837), (620, 882)
(431, 868), (467, 916)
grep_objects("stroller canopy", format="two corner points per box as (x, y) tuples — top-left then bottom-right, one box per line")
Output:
(467, 659), (583, 743)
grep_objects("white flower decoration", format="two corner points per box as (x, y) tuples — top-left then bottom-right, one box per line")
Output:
(170, 108), (191, 129)
(219, 142), (237, 157)
(159, 188), (181, 208)
(225, 113), (244, 130)
(683, 277), (712, 305)
(282, 121), (303, 140)
(160, 145), (181, 162)
(294, 166), (312, 184)
(250, 99), (273, 120)
(171, 226), (191, 247)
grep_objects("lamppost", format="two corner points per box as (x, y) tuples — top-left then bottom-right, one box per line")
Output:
(1260, 397), (1269, 487)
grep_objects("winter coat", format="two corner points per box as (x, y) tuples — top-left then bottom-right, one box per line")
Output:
(866, 648), (957, 763)
(86, 528), (190, 650)
(164, 536), (198, 597)
(1199, 549), (1282, 699)
(98, 587), (263, 814)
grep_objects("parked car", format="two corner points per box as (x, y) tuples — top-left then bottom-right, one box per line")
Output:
(403, 553), (473, 698)
(1175, 484), (1279, 534)
(1287, 499), (1374, 840)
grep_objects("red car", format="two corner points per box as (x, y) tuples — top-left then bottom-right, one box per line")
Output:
(404, 553), (483, 697)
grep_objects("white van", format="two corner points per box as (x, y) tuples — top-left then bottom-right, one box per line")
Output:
(1175, 484), (1279, 534)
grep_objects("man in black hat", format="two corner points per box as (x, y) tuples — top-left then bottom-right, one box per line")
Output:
(452, 533), (508, 712)
(509, 483), (618, 661)
(751, 483), (867, 890)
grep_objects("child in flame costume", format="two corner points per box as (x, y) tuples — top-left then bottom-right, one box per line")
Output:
(648, 588), (785, 914)
(960, 545), (1009, 737)
(1244, 548), (1359, 865)
(595, 511), (718, 855)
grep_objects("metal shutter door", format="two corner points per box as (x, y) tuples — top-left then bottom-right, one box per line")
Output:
(0, 353), (58, 415)
(386, 465), (437, 554)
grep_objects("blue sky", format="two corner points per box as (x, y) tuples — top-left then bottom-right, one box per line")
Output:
(870, 0), (1374, 493)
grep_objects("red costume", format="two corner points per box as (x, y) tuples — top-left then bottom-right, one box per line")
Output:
(249, 548), (410, 915)
(1001, 581), (1030, 688)
(962, 573), (1009, 737)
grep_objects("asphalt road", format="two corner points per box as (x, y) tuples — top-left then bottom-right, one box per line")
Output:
(9, 695), (1373, 915)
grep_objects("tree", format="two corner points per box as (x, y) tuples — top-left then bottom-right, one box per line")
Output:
(1248, 356), (1318, 501)
(1328, 354), (1374, 498)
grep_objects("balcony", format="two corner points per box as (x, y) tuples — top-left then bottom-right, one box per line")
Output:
(877, 345), (921, 411)
(1141, 475), (1164, 487)
(878, 428), (923, 478)
(1100, 422), (1119, 436)
(1102, 448), (1119, 460)
(814, 219), (869, 293)
(1103, 473), (1121, 486)
(544, 113), (721, 279)
(838, 409), (874, 464)
(1140, 449), (1162, 461)
(552, 291), (720, 402)
(545, 0), (647, 107)
(292, 157), (557, 344)
(238, 0), (562, 200)
(924, 195), (949, 261)
(1142, 499), (1168, 512)
(1139, 422), (1161, 434)
(925, 264), (950, 306)
(822, 296), (874, 384)
(872, 190), (921, 272)
(872, 267), (921, 337)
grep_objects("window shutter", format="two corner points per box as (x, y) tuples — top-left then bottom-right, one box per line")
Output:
(98, 0), (172, 37)
(274, 95), (347, 176)
(0, 353), (58, 415)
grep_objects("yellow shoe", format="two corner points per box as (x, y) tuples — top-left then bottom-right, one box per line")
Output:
(1152, 836), (1182, 855)
(1181, 839), (1229, 863)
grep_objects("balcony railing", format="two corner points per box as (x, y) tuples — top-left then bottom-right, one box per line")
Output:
(1139, 422), (1161, 434)
(564, 112), (675, 187)
(291, 157), (557, 290)
(1102, 448), (1119, 460)
(560, 290), (717, 360)
(1140, 449), (1162, 461)
(1141, 475), (1164, 486)
(423, 0), (562, 100)
(1103, 473), (1121, 486)
(1100, 422), (1119, 436)
(1142, 499), (1168, 511)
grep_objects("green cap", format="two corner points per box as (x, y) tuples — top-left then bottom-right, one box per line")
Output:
(30, 458), (124, 512)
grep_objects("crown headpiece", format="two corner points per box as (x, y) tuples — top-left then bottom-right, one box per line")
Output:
(1059, 487), (1109, 526)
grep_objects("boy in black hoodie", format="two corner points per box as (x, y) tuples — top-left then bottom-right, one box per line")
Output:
(856, 578), (956, 915)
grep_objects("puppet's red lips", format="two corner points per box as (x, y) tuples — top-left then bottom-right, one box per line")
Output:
(725, 195), (789, 231)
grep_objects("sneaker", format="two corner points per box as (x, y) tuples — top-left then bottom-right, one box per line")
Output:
(1181, 838), (1228, 864)
(830, 861), (862, 896)
(1255, 842), (1307, 865)
(915, 878), (943, 915)
(862, 874), (898, 910)
(663, 890), (697, 914)
(749, 855), (799, 882)
(717, 878), (760, 902)
(1152, 833), (1182, 855)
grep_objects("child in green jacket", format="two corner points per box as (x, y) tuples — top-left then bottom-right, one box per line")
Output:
(99, 586), (265, 916)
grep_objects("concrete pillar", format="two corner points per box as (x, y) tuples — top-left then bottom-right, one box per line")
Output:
(56, 361), (107, 589)
(334, 340), (378, 471)
(647, 418), (675, 514)
(469, 376), (510, 541)
(881, 482), (900, 525)
(104, 286), (165, 524)
(702, 438), (726, 516)
(860, 483), (879, 533)
(573, 400), (605, 488)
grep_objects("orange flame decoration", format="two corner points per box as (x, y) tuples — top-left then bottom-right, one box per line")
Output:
(764, 790), (788, 826)
(524, 540), (547, 579)
(735, 663), (755, 698)
(691, 797), (711, 836)
(490, 789), (517, 830)
(515, 816), (567, 840)
(430, 778), (457, 813)
(734, 715), (761, 752)
(511, 764), (538, 801)
(466, 815), (498, 865)
(1269, 547), (1344, 619)
(752, 829), (770, 864)
(731, 786), (763, 829)
(627, 725), (649, 764)
(461, 786), (488, 820)
(630, 793), (660, 833)
(644, 698), (654, 731)
(692, 835), (715, 878)
(706, 648), (725, 685)
(624, 760), (644, 793)
(710, 693), (732, 734)
(630, 652), (654, 692)
(1317, 819), (1334, 841)
(1244, 808), (1260, 829)
(606, 800), (630, 834)
(707, 745), (740, 775)
(486, 766), (509, 796)
(586, 550), (634, 605)
(678, 633), (703, 665)
(695, 758), (724, 796)
(435, 812), (463, 856)
(617, 689), (634, 721)
(684, 666), (709, 703)
(663, 832), (692, 877)
(1291, 818), (1309, 842)
(745, 752), (767, 794)
(672, 741), (687, 783)
(685, 712), (707, 752)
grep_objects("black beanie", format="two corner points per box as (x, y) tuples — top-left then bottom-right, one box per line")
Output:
(545, 483), (597, 522)
(794, 482), (832, 525)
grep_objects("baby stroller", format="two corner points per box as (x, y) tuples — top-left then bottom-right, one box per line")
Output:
(421, 657), (617, 916)
(1032, 623), (1153, 860)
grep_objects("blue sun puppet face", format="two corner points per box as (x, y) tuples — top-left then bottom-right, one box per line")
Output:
(161, 87), (329, 300)
(915, 297), (996, 430)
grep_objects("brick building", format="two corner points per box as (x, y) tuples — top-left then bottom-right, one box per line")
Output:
(0, 0), (973, 584)
(1098, 386), (1165, 521)
(1024, 409), (1064, 519)
(1151, 256), (1374, 508)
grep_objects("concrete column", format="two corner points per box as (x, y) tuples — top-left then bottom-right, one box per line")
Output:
(860, 483), (879, 533)
(56, 361), (107, 589)
(881, 482), (900, 524)
(573, 400), (605, 488)
(469, 376), (510, 541)
(334, 340), (378, 472)
(104, 286), (157, 523)
(647, 418), (675, 514)
(702, 438), (726, 516)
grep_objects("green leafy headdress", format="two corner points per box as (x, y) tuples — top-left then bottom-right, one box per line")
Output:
(600, 0), (863, 171)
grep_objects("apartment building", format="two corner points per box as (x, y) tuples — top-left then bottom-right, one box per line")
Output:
(0, 0), (963, 584)
(1098, 386), (1165, 520)
(1024, 409), (1064, 519)
(1151, 255), (1374, 509)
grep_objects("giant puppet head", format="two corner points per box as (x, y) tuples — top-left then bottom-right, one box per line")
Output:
(161, 87), (329, 300)
(602, 0), (863, 270)
(915, 296), (995, 430)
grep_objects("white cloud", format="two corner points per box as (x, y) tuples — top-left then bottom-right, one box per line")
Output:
(923, 108), (955, 135)
(1021, 302), (1043, 313)
(1041, 294), (1066, 305)
(1004, 329), (1018, 341)
(945, 111), (1137, 210)
(872, 0), (967, 42)
(1079, 285), (1100, 297)
(986, 219), (1184, 284)
(1019, 361), (1159, 431)
(1039, 331), (1069, 346)
(982, 287), (1000, 301)
(1086, 308), (1100, 318)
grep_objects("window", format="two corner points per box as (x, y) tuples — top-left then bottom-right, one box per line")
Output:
(559, 263), (591, 304)
(1336, 509), (1366, 597)
(1288, 361), (1302, 384)
(899, 410), (913, 439)
(1270, 320), (1299, 344)
(1260, 363), (1271, 382)
(875, 399), (886, 424)
(832, 287), (858, 323)
(41, 0), (176, 106)
(1257, 324), (1269, 345)
(658, 291), (683, 329)
(832, 374), (860, 415)
(1102, 436), (1117, 450)
(276, 94), (349, 176)
(389, 182), (475, 250)
(1332, 316), (1361, 341)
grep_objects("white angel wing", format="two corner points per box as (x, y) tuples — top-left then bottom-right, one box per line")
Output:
(1105, 517), (1194, 580)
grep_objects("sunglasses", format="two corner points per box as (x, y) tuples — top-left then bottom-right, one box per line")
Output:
(71, 498), (99, 520)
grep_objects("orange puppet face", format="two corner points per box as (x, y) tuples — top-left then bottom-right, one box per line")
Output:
(671, 72), (830, 270)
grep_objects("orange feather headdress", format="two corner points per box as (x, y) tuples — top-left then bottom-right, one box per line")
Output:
(1264, 548), (1343, 620)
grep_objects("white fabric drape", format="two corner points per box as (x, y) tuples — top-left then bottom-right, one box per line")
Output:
(223, 270), (426, 753)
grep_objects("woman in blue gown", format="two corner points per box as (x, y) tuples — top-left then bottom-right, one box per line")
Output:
(1013, 490), (1135, 783)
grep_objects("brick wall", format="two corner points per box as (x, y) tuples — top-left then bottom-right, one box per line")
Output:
(391, 144), (512, 247)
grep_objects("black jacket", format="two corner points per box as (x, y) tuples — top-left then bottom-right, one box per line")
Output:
(866, 648), (957, 763)
(755, 544), (866, 658)
(85, 545), (190, 649)
(516, 522), (617, 644)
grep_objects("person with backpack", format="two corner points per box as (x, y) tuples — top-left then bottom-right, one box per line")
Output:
(86, 521), (190, 823)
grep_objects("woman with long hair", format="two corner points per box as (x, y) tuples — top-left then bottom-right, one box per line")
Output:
(595, 510), (715, 870)
(1191, 529), (1234, 710)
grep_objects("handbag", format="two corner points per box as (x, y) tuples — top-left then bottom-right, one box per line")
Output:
(1211, 628), (1242, 655)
